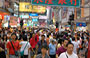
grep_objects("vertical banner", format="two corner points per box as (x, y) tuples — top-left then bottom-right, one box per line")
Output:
(88, 39), (90, 58)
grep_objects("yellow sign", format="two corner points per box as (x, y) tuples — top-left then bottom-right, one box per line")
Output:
(19, 2), (46, 13)
(19, 2), (32, 12)
(32, 6), (46, 13)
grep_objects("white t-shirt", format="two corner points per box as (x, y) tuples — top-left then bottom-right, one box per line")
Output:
(20, 41), (31, 55)
(59, 52), (78, 58)
(72, 41), (79, 54)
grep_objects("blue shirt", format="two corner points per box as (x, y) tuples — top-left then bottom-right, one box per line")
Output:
(49, 43), (56, 55)
(37, 40), (47, 54)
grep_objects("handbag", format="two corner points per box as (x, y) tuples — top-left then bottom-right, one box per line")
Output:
(10, 41), (19, 56)
(20, 42), (28, 56)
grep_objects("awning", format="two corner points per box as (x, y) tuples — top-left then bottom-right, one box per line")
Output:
(7, 8), (14, 13)
(74, 15), (90, 23)
(0, 8), (7, 12)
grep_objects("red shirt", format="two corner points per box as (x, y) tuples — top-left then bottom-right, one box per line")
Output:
(35, 34), (39, 43)
(6, 41), (20, 55)
(30, 38), (37, 48)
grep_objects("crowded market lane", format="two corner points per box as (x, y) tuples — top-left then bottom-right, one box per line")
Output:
(0, 0), (90, 58)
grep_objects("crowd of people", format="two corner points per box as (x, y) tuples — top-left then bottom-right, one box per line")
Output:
(0, 27), (90, 58)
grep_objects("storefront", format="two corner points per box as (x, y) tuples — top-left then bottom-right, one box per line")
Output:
(9, 16), (18, 27)
(0, 12), (10, 28)
(39, 15), (47, 27)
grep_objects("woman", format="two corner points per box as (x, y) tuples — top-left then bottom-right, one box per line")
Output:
(0, 36), (6, 58)
(3, 35), (7, 55)
(30, 33), (37, 58)
(7, 33), (20, 58)
(20, 35), (31, 58)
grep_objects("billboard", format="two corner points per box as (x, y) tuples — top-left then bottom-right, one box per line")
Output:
(76, 22), (86, 27)
(19, 2), (32, 12)
(19, 2), (46, 13)
(32, 0), (80, 7)
(29, 13), (38, 16)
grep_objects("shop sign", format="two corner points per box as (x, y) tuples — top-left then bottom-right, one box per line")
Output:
(19, 2), (32, 12)
(31, 16), (39, 18)
(29, 13), (38, 16)
(39, 16), (47, 19)
(76, 22), (86, 27)
(32, 0), (80, 7)
(20, 15), (29, 18)
(4, 15), (10, 21)
(32, 18), (38, 22)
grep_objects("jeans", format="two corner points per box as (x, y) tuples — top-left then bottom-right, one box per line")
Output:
(9, 55), (19, 58)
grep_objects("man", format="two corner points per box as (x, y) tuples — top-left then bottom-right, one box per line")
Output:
(49, 40), (56, 58)
(58, 43), (78, 58)
(72, 37), (79, 54)
(56, 39), (68, 58)
(37, 35), (47, 54)
(36, 44), (50, 58)
(7, 33), (20, 58)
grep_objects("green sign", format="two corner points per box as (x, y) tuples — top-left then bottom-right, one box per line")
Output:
(32, 0), (80, 7)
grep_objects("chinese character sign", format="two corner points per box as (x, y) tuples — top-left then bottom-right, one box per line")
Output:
(32, 0), (80, 7)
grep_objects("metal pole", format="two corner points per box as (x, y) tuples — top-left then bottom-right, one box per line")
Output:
(89, 0), (90, 22)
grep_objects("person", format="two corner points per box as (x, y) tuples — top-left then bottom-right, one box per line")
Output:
(35, 31), (39, 44)
(85, 37), (89, 58)
(3, 35), (7, 55)
(58, 43), (78, 58)
(36, 35), (47, 54)
(46, 35), (50, 46)
(7, 31), (12, 42)
(36, 44), (50, 58)
(30, 33), (37, 58)
(0, 36), (6, 58)
(7, 33), (20, 58)
(20, 35), (31, 58)
(56, 39), (68, 58)
(49, 40), (56, 58)
(72, 37), (79, 54)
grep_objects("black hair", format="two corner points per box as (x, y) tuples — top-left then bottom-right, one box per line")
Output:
(66, 42), (74, 47)
(11, 33), (16, 36)
(72, 37), (75, 41)
(23, 35), (27, 41)
(62, 38), (68, 42)
(41, 35), (45, 37)
(77, 37), (80, 40)
(3, 35), (7, 41)
(11, 33), (17, 40)
(47, 35), (49, 38)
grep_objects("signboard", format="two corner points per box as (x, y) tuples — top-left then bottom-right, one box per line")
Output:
(29, 13), (38, 16)
(32, 6), (46, 13)
(39, 16), (47, 19)
(19, 2), (32, 12)
(32, 18), (38, 22)
(19, 2), (46, 13)
(20, 15), (29, 18)
(76, 22), (86, 27)
(32, 0), (80, 7)
(61, 7), (68, 23)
